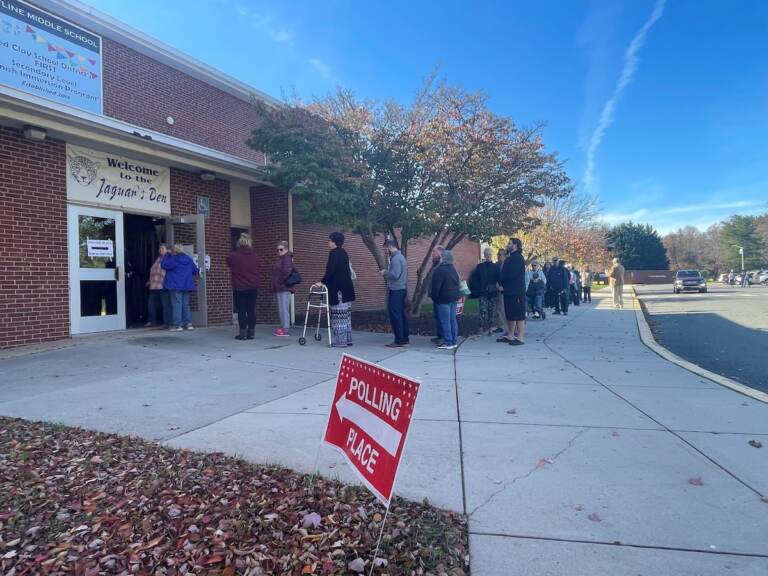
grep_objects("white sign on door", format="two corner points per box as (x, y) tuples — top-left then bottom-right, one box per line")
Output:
(66, 144), (171, 215)
(86, 238), (113, 258)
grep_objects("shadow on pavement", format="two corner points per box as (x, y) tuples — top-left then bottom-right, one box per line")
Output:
(651, 312), (768, 393)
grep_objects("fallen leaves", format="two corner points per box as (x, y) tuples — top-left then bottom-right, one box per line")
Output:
(688, 477), (704, 486)
(0, 416), (469, 575)
(748, 440), (763, 449)
(587, 513), (602, 522)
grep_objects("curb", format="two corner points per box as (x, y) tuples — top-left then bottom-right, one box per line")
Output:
(632, 287), (768, 404)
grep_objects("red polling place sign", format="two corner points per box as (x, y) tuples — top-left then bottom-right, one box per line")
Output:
(323, 354), (420, 505)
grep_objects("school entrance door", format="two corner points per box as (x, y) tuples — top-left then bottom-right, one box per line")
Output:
(67, 204), (126, 334)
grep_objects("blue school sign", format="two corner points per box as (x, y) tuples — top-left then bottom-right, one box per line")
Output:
(0, 0), (102, 114)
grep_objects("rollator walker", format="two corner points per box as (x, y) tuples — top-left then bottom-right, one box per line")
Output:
(298, 284), (332, 347)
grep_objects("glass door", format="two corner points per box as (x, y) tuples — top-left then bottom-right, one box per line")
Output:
(68, 205), (126, 334)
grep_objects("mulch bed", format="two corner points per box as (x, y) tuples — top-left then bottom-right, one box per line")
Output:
(0, 417), (469, 576)
(352, 312), (480, 338)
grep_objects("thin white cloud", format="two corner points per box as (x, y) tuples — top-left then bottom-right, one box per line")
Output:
(233, 3), (294, 45)
(601, 208), (650, 224)
(582, 0), (666, 193)
(308, 57), (333, 80)
(658, 200), (763, 215)
(600, 199), (768, 232)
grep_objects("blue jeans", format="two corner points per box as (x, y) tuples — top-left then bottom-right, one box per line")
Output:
(528, 293), (543, 313)
(170, 290), (191, 327)
(436, 302), (458, 346)
(433, 302), (443, 339)
(147, 289), (171, 325)
(387, 289), (410, 344)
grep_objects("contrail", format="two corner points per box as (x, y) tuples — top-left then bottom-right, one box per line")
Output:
(583, 0), (666, 192)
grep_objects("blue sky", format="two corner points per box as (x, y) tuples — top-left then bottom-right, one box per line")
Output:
(86, 0), (768, 234)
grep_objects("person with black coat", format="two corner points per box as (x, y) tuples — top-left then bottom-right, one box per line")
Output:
(430, 250), (461, 349)
(316, 232), (356, 347)
(499, 237), (527, 345)
(548, 259), (571, 315)
(469, 247), (501, 335)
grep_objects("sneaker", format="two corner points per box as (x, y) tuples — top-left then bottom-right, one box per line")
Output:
(492, 327), (504, 334)
(276, 329), (290, 337)
(496, 337), (511, 343)
(385, 343), (404, 348)
(273, 328), (284, 336)
(184, 324), (194, 330)
(169, 326), (183, 332)
(437, 344), (453, 350)
(143, 322), (153, 327)
(509, 339), (525, 346)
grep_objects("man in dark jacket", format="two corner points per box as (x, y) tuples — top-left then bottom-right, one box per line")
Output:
(430, 250), (461, 349)
(470, 247), (500, 335)
(499, 237), (527, 345)
(429, 246), (445, 344)
(548, 259), (570, 315)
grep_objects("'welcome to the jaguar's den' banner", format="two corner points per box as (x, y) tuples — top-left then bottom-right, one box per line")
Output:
(66, 144), (171, 215)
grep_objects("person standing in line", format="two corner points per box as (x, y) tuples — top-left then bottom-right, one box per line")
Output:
(570, 266), (581, 306)
(429, 245), (445, 344)
(493, 249), (507, 334)
(430, 250), (461, 350)
(226, 233), (260, 340)
(549, 258), (570, 316)
(145, 244), (171, 327)
(582, 266), (593, 302)
(381, 238), (409, 348)
(271, 240), (294, 337)
(543, 261), (553, 309)
(471, 247), (501, 335)
(317, 232), (356, 347)
(609, 257), (625, 308)
(162, 243), (199, 332)
(499, 237), (527, 345)
(547, 258), (560, 309)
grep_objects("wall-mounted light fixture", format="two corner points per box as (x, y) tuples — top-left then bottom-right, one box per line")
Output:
(200, 171), (216, 181)
(22, 125), (47, 141)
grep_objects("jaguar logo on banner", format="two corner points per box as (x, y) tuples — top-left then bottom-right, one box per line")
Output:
(66, 144), (171, 215)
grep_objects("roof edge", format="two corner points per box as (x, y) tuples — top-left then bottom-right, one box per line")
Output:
(32, 0), (283, 108)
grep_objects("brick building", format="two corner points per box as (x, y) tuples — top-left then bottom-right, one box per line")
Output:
(0, 0), (479, 349)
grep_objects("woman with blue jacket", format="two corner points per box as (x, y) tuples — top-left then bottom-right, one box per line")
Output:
(162, 243), (199, 331)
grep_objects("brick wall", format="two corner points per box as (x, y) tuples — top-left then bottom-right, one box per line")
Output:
(249, 185), (289, 323)
(102, 39), (264, 165)
(0, 127), (69, 348)
(169, 169), (232, 326)
(247, 191), (481, 324)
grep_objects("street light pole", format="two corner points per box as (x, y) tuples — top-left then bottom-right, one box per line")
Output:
(732, 244), (745, 271)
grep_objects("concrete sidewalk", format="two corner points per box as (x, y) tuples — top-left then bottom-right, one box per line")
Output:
(1, 289), (767, 575)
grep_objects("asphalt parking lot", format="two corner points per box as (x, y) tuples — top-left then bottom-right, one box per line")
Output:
(635, 283), (768, 394)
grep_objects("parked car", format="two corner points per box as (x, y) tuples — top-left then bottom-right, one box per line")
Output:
(673, 270), (707, 294)
(757, 270), (768, 285)
(593, 272), (609, 285)
(718, 273), (729, 283)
